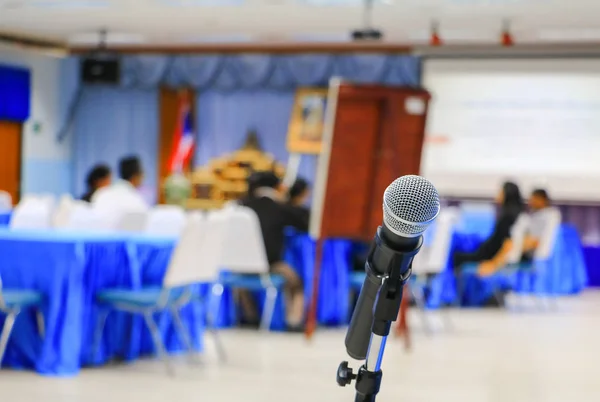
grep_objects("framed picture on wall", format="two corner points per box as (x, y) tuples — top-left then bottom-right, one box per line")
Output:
(287, 88), (328, 154)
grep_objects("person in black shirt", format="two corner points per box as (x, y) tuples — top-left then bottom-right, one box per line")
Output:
(288, 177), (310, 207)
(241, 172), (309, 331)
(453, 181), (524, 275)
(81, 164), (111, 202)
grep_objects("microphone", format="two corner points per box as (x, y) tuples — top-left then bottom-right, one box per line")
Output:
(344, 175), (440, 361)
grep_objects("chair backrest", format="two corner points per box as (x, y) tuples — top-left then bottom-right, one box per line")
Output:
(217, 205), (270, 274)
(0, 191), (12, 211)
(506, 213), (531, 264)
(145, 205), (187, 236)
(117, 211), (148, 233)
(52, 195), (76, 228)
(10, 197), (53, 229)
(65, 202), (113, 231)
(412, 207), (459, 275)
(533, 208), (562, 261)
(163, 212), (222, 287)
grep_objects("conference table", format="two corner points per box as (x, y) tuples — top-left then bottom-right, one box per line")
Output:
(0, 219), (588, 375)
(0, 226), (352, 375)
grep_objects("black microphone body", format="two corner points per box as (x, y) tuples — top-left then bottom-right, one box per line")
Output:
(345, 226), (422, 360)
(337, 175), (440, 402)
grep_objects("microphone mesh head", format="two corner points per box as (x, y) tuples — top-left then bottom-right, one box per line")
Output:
(383, 175), (440, 237)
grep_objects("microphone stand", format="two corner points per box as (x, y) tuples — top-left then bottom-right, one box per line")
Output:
(336, 239), (414, 402)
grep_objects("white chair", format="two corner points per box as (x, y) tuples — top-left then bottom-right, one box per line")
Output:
(92, 213), (223, 375)
(0, 191), (12, 211)
(52, 195), (76, 228)
(215, 205), (284, 331)
(65, 203), (112, 232)
(514, 208), (562, 310)
(10, 198), (53, 230)
(145, 205), (187, 236)
(117, 211), (148, 233)
(410, 207), (459, 332)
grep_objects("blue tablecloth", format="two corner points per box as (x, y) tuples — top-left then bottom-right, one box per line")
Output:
(208, 233), (354, 330)
(0, 228), (354, 375)
(0, 211), (10, 226)
(0, 230), (203, 375)
(425, 224), (588, 307)
(582, 246), (600, 288)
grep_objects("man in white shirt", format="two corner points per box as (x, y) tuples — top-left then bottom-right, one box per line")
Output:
(92, 156), (149, 228)
(522, 188), (554, 260)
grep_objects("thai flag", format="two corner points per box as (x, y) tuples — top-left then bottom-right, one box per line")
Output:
(169, 101), (195, 173)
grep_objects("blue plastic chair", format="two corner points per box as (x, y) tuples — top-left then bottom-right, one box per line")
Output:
(0, 275), (45, 366)
(92, 214), (225, 375)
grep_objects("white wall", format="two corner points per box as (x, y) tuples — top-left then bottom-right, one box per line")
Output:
(0, 45), (76, 196)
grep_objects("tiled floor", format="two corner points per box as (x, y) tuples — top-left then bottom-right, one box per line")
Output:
(1, 292), (600, 402)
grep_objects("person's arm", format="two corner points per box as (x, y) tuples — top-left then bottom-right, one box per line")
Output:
(477, 214), (515, 274)
(522, 235), (539, 252)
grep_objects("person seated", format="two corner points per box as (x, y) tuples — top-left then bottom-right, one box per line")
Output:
(288, 177), (310, 207)
(521, 188), (555, 261)
(81, 164), (111, 202)
(240, 171), (309, 331)
(92, 155), (149, 215)
(453, 181), (525, 276)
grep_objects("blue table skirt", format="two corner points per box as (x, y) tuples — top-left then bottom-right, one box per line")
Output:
(0, 229), (354, 375)
(0, 211), (11, 226)
(205, 234), (354, 330)
(583, 246), (600, 288)
(0, 230), (203, 375)
(425, 224), (588, 307)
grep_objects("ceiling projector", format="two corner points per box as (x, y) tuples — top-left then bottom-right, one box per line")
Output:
(351, 28), (383, 41)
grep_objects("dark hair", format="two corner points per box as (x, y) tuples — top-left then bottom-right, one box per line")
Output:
(119, 156), (143, 181)
(85, 164), (111, 190)
(246, 171), (280, 198)
(532, 188), (550, 203)
(501, 181), (524, 217)
(289, 177), (309, 200)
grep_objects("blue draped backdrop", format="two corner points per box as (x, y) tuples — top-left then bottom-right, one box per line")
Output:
(71, 54), (421, 197)
(72, 87), (159, 202)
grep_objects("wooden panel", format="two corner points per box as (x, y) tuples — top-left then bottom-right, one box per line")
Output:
(366, 89), (431, 235)
(0, 121), (22, 203)
(320, 98), (381, 239)
(318, 84), (430, 241)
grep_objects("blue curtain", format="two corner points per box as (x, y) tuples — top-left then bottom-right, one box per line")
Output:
(72, 86), (159, 202)
(0, 64), (30, 122)
(196, 90), (317, 182)
(70, 54), (421, 196)
(114, 54), (421, 90)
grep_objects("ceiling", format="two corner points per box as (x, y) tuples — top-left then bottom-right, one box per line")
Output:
(1, 0), (600, 47)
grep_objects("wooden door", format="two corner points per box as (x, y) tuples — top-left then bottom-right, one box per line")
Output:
(0, 121), (22, 204)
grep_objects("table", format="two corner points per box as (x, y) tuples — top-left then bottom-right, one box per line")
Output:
(0, 229), (203, 375)
(424, 224), (588, 307)
(0, 228), (353, 375)
(0, 211), (10, 226)
(582, 246), (600, 287)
